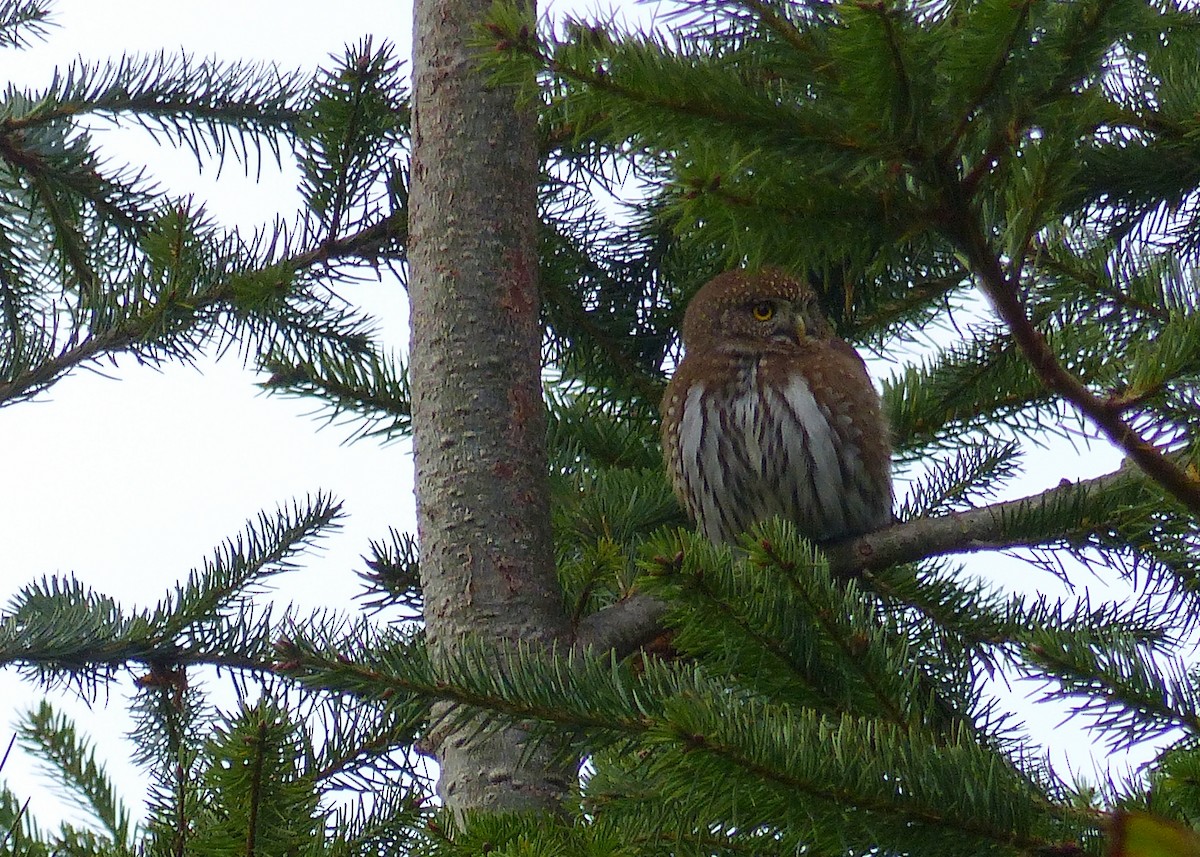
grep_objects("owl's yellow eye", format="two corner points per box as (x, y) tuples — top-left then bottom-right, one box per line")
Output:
(751, 302), (775, 322)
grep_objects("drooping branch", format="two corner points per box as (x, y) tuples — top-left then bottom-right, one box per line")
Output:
(0, 211), (406, 406)
(953, 210), (1200, 516)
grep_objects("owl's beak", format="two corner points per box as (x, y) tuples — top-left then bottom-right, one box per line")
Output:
(767, 307), (809, 344)
(769, 310), (807, 344)
(790, 309), (808, 343)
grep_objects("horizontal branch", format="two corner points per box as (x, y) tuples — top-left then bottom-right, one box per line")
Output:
(823, 468), (1125, 576)
(492, 23), (867, 157)
(579, 465), (1138, 659)
(0, 646), (270, 678)
(572, 591), (667, 659)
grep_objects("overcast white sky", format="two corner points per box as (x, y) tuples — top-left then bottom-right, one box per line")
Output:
(0, 0), (1156, 834)
(0, 0), (415, 613)
(0, 0), (419, 827)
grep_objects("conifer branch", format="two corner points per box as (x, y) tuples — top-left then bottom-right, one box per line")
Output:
(1032, 236), (1171, 323)
(541, 272), (665, 402)
(945, 0), (1034, 160)
(261, 347), (412, 442)
(572, 591), (667, 658)
(17, 701), (136, 848)
(952, 212), (1200, 515)
(28, 174), (104, 296)
(244, 716), (267, 856)
(829, 466), (1143, 575)
(491, 23), (865, 155)
(0, 211), (405, 404)
(871, 3), (913, 140)
(0, 0), (52, 49)
(578, 464), (1160, 659)
(738, 0), (809, 55)
(0, 639), (274, 678)
(670, 719), (1082, 856)
(3, 52), (308, 170)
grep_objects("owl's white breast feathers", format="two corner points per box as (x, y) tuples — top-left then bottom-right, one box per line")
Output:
(674, 371), (870, 542)
(679, 383), (730, 541)
(771, 374), (849, 534)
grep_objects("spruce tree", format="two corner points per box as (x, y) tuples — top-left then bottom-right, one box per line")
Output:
(3, 0), (1200, 855)
(409, 0), (572, 816)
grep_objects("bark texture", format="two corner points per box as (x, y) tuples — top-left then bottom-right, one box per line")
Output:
(409, 0), (571, 814)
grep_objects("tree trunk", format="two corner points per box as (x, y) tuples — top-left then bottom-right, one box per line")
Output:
(408, 0), (571, 814)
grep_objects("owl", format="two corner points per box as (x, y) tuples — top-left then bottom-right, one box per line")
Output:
(661, 268), (893, 545)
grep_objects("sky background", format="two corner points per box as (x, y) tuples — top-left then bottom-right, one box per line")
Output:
(0, 0), (417, 826)
(0, 0), (1152, 833)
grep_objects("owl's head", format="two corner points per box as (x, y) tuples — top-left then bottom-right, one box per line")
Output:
(680, 268), (833, 353)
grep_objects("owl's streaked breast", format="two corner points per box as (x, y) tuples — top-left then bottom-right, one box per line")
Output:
(666, 351), (890, 544)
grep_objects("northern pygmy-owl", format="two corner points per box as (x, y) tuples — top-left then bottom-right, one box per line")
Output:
(661, 268), (893, 545)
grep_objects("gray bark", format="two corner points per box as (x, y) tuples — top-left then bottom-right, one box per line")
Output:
(409, 0), (571, 814)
